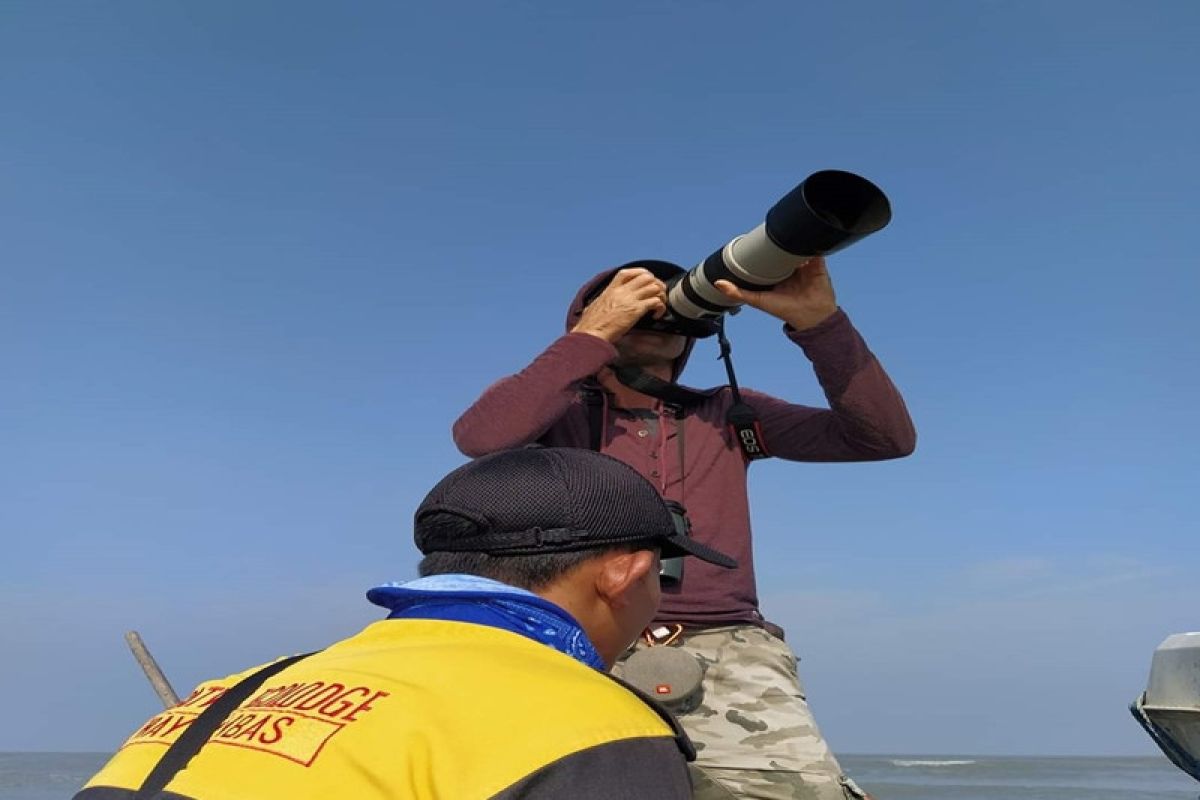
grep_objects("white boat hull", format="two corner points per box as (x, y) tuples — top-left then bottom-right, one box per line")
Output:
(1132, 632), (1200, 782)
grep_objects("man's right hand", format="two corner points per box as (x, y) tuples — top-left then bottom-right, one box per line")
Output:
(571, 269), (667, 344)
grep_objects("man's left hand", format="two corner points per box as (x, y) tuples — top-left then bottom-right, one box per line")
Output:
(713, 257), (838, 331)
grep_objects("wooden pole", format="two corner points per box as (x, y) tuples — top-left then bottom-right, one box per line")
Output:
(125, 630), (180, 709)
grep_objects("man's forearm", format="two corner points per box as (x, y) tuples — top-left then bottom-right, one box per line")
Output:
(750, 308), (916, 461)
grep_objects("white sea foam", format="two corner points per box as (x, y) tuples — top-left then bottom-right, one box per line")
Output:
(891, 759), (978, 767)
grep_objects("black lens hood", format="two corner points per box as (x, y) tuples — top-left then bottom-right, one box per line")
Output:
(764, 170), (892, 257)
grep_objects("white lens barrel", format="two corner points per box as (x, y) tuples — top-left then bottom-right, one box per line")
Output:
(667, 275), (729, 320)
(666, 223), (811, 322)
(727, 224), (810, 285)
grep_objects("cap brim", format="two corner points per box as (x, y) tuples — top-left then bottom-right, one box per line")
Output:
(659, 535), (737, 569)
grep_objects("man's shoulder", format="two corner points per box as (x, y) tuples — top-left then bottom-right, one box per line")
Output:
(343, 620), (677, 730)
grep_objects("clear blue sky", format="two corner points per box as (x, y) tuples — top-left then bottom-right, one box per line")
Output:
(3, 1), (1197, 755)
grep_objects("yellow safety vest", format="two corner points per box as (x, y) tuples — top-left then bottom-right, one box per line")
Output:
(79, 619), (689, 799)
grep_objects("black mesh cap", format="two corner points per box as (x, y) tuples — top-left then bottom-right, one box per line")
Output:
(415, 447), (736, 568)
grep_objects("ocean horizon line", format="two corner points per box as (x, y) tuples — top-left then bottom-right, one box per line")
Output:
(1, 749), (1171, 759)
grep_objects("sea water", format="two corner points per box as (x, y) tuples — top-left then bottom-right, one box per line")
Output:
(839, 754), (1198, 800)
(3, 751), (1197, 799)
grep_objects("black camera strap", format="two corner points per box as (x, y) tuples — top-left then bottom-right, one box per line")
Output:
(582, 385), (605, 452)
(715, 320), (770, 461)
(609, 367), (714, 408)
(586, 320), (770, 463)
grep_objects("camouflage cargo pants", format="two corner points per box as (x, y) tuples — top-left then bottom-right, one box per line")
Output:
(620, 624), (870, 800)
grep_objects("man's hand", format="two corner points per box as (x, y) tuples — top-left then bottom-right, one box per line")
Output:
(714, 256), (838, 331)
(571, 269), (667, 344)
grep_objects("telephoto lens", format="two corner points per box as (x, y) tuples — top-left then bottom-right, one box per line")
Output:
(657, 170), (892, 337)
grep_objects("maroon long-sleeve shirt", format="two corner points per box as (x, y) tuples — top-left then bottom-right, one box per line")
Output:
(453, 273), (915, 628)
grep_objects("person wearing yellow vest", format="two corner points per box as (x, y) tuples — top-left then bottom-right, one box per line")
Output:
(75, 447), (738, 799)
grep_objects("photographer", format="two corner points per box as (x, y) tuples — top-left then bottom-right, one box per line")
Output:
(453, 256), (915, 800)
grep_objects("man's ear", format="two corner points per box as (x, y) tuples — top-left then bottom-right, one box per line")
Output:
(595, 549), (657, 608)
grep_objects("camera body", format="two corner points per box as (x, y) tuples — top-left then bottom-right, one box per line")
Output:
(637, 170), (892, 339)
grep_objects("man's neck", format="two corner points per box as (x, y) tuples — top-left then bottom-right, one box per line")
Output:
(598, 363), (672, 410)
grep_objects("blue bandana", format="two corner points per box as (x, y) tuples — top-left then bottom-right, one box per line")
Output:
(366, 575), (605, 670)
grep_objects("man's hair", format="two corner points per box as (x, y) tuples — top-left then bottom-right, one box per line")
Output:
(418, 547), (628, 591)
